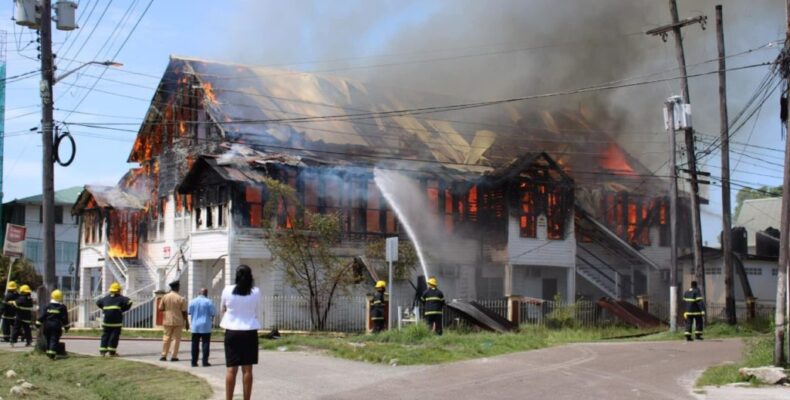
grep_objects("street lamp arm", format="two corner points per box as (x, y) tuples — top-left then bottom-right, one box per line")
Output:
(53, 60), (123, 84)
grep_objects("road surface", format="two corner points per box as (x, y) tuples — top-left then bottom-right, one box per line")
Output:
(53, 337), (787, 400)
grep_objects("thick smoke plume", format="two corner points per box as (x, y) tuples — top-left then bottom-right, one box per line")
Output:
(215, 0), (783, 174)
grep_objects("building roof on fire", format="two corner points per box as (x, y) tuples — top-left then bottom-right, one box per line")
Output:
(133, 55), (659, 197)
(72, 185), (147, 214)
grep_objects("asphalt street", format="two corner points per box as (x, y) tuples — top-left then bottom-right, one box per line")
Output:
(52, 337), (788, 400)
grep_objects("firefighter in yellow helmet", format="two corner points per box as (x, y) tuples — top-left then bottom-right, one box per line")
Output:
(370, 281), (386, 333)
(421, 277), (445, 335)
(37, 289), (69, 359)
(11, 285), (33, 347)
(96, 282), (132, 356)
(1, 281), (19, 342)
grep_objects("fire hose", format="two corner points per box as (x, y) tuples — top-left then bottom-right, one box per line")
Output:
(53, 128), (76, 167)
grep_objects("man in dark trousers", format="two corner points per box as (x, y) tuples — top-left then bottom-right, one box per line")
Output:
(97, 282), (133, 356)
(10, 284), (33, 347)
(683, 280), (705, 341)
(370, 281), (386, 333)
(37, 289), (69, 359)
(1, 281), (19, 342)
(187, 288), (215, 367)
(421, 277), (445, 335)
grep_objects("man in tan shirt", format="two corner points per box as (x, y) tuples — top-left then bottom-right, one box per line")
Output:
(159, 280), (188, 361)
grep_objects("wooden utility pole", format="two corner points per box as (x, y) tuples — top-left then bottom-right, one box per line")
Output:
(648, 0), (708, 318)
(40, 0), (56, 294)
(667, 100), (679, 332)
(774, 0), (790, 368)
(716, 5), (736, 326)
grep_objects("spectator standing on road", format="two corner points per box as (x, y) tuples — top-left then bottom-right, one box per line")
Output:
(159, 280), (188, 362)
(220, 265), (261, 400)
(188, 287), (216, 367)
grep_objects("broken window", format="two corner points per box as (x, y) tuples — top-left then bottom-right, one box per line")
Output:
(518, 181), (568, 240)
(245, 186), (264, 228)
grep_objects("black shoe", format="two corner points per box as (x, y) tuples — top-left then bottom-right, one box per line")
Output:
(202, 362), (211, 367)
(159, 356), (167, 361)
(191, 363), (198, 367)
(170, 357), (179, 362)
(696, 336), (704, 341)
(685, 337), (693, 342)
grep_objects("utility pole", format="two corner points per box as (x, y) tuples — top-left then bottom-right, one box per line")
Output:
(716, 5), (736, 326)
(40, 0), (57, 296)
(649, 0), (708, 312)
(666, 100), (679, 332)
(774, 0), (790, 368)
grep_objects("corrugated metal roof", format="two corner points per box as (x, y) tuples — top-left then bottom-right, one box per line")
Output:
(9, 186), (84, 206)
(73, 185), (147, 213)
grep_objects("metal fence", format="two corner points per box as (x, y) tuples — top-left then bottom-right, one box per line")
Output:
(69, 295), (156, 329)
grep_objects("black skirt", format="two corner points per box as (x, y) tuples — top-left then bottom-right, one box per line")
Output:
(224, 329), (259, 367)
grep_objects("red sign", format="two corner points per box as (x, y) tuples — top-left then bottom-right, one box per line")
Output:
(3, 224), (27, 258)
(163, 246), (171, 259)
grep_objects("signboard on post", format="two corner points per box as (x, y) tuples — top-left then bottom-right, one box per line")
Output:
(385, 237), (398, 262)
(2, 224), (26, 258)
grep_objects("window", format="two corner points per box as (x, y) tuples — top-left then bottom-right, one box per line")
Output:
(705, 267), (721, 275)
(773, 268), (779, 276)
(601, 193), (652, 246)
(745, 267), (762, 276)
(83, 211), (103, 245)
(24, 240), (42, 263)
(55, 206), (63, 224)
(518, 181), (568, 240)
(245, 186), (264, 228)
(366, 181), (382, 233)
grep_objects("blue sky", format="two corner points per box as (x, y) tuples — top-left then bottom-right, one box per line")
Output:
(0, 0), (786, 244)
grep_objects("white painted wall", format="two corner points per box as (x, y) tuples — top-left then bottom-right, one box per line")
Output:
(507, 215), (575, 268)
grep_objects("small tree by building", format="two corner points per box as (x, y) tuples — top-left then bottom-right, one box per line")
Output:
(260, 178), (356, 331)
(0, 256), (43, 292)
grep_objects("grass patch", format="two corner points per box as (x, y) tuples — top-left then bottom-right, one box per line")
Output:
(260, 323), (653, 365)
(0, 350), (212, 399)
(696, 335), (776, 387)
(638, 318), (773, 342)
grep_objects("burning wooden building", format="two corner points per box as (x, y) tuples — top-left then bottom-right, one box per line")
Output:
(74, 56), (689, 318)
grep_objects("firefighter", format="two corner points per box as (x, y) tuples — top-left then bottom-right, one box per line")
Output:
(37, 289), (69, 359)
(421, 277), (445, 335)
(683, 280), (705, 341)
(1, 281), (19, 342)
(97, 282), (133, 356)
(371, 280), (386, 333)
(10, 285), (33, 347)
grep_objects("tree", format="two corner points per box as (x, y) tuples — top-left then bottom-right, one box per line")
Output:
(0, 256), (43, 292)
(734, 185), (782, 220)
(260, 178), (356, 331)
(365, 238), (418, 280)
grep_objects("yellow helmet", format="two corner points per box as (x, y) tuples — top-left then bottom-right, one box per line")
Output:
(6, 281), (17, 291)
(375, 280), (386, 289)
(51, 289), (63, 302)
(427, 277), (438, 287)
(19, 285), (31, 295)
(109, 282), (122, 293)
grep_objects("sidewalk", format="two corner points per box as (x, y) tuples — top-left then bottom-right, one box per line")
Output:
(62, 337), (420, 400)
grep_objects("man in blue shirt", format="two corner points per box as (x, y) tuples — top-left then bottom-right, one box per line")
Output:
(188, 288), (216, 367)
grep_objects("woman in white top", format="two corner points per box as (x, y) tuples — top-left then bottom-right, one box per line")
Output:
(220, 265), (261, 400)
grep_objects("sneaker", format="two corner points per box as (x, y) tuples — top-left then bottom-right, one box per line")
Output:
(159, 356), (167, 361)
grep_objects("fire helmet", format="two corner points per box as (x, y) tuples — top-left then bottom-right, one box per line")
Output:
(51, 289), (63, 302)
(375, 280), (386, 289)
(427, 277), (438, 287)
(109, 282), (122, 293)
(19, 285), (31, 295)
(6, 281), (17, 291)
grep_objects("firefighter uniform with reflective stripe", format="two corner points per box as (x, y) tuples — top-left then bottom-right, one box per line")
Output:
(0, 291), (19, 342)
(421, 287), (445, 335)
(38, 302), (69, 359)
(683, 285), (705, 340)
(97, 293), (132, 355)
(371, 291), (386, 333)
(11, 294), (33, 346)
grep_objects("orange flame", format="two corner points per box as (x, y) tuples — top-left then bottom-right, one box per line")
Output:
(600, 143), (636, 176)
(179, 121), (186, 135)
(203, 82), (218, 104)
